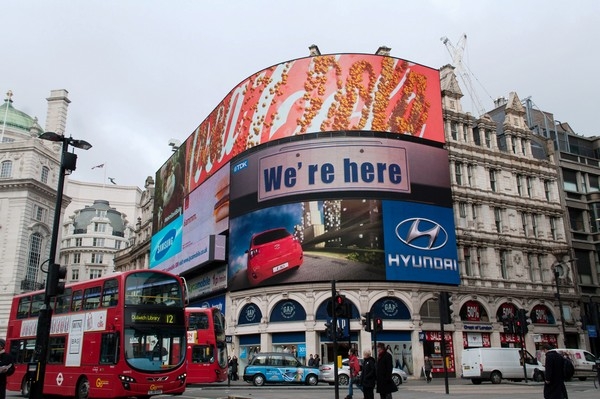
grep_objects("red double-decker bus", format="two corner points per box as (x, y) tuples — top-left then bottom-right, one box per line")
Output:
(186, 307), (228, 383)
(6, 270), (188, 399)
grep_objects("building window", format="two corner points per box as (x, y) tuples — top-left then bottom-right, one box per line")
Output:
(96, 210), (107, 218)
(464, 247), (472, 276)
(516, 174), (523, 196)
(467, 164), (474, 187)
(26, 233), (43, 283)
(115, 240), (122, 250)
(91, 253), (104, 264)
(489, 169), (498, 192)
(550, 217), (558, 240)
(537, 254), (544, 282)
(450, 121), (458, 140)
(90, 269), (102, 279)
(471, 204), (478, 221)
(462, 125), (468, 142)
(532, 214), (539, 237)
(0, 160), (12, 178)
(473, 128), (481, 146)
(71, 268), (80, 281)
(459, 202), (467, 218)
(522, 139), (527, 156)
(527, 253), (535, 282)
(73, 253), (81, 264)
(40, 166), (50, 184)
(454, 162), (463, 185)
(544, 180), (552, 200)
(75, 238), (82, 247)
(485, 130), (492, 148)
(93, 238), (105, 247)
(521, 213), (529, 237)
(511, 136), (517, 154)
(33, 205), (47, 222)
(526, 176), (533, 198)
(581, 174), (588, 194)
(563, 169), (578, 192)
(475, 247), (482, 276)
(494, 207), (503, 233)
(94, 223), (106, 233)
(500, 250), (508, 279)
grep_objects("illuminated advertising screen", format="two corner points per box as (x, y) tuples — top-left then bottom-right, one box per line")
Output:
(227, 133), (459, 290)
(153, 143), (187, 234)
(184, 54), (444, 194)
(150, 215), (183, 268)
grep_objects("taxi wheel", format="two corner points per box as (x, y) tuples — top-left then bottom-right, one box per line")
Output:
(75, 376), (90, 399)
(253, 374), (266, 386)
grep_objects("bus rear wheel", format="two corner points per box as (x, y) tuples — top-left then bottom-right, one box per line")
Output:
(75, 376), (90, 399)
(20, 378), (31, 397)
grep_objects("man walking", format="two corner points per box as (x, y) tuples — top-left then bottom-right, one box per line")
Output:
(345, 348), (360, 399)
(542, 343), (567, 399)
(376, 342), (397, 399)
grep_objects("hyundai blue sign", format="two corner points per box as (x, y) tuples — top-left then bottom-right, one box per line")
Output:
(383, 200), (459, 285)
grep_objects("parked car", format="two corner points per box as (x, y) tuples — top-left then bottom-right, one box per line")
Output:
(243, 352), (319, 386)
(246, 228), (303, 286)
(319, 358), (408, 386)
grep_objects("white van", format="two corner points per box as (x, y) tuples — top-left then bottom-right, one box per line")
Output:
(461, 347), (545, 384)
(551, 348), (597, 381)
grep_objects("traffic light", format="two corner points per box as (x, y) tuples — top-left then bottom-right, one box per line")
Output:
(324, 322), (333, 339)
(517, 309), (529, 335)
(361, 312), (372, 332)
(46, 263), (67, 297)
(502, 315), (515, 334)
(334, 295), (352, 318)
(374, 317), (383, 332)
(439, 291), (454, 324)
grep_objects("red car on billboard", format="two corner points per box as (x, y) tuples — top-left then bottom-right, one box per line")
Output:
(246, 228), (303, 285)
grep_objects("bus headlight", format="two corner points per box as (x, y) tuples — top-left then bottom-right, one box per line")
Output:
(177, 372), (187, 385)
(118, 374), (136, 390)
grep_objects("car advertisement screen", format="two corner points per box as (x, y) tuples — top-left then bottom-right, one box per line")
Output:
(227, 133), (458, 290)
(228, 198), (458, 291)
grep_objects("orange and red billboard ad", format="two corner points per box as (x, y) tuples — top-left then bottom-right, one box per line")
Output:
(185, 54), (443, 193)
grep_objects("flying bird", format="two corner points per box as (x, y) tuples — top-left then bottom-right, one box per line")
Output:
(108, 177), (117, 185)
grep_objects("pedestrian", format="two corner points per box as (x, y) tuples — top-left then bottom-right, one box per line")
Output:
(423, 355), (433, 383)
(345, 348), (360, 399)
(230, 355), (239, 380)
(0, 339), (14, 399)
(308, 354), (315, 367)
(313, 354), (320, 368)
(542, 343), (567, 399)
(376, 342), (397, 399)
(361, 349), (376, 399)
(393, 345), (402, 369)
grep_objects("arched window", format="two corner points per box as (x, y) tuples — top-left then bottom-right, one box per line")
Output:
(26, 233), (43, 283)
(0, 160), (12, 178)
(41, 166), (49, 184)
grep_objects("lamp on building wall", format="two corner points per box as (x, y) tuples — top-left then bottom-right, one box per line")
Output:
(29, 132), (91, 399)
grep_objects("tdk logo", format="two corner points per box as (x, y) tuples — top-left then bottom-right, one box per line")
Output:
(155, 229), (176, 261)
(395, 218), (448, 250)
(233, 160), (248, 173)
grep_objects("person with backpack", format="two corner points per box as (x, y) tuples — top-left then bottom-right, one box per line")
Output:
(0, 339), (14, 399)
(542, 343), (567, 399)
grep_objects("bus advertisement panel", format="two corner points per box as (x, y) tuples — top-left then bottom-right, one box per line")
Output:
(186, 307), (228, 384)
(6, 270), (188, 399)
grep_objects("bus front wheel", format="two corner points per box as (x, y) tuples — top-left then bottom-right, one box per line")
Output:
(20, 378), (31, 397)
(75, 376), (90, 399)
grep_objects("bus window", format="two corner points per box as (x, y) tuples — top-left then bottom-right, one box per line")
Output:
(10, 339), (35, 364)
(83, 286), (102, 310)
(101, 278), (119, 307)
(16, 296), (31, 319)
(30, 294), (45, 317)
(72, 290), (83, 312)
(54, 288), (73, 314)
(188, 313), (209, 330)
(100, 333), (119, 364)
(48, 336), (66, 364)
(191, 345), (213, 363)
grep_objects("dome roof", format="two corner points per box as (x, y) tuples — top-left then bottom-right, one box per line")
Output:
(73, 200), (126, 235)
(0, 91), (43, 136)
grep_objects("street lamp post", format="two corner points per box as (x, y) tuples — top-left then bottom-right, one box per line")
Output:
(29, 132), (91, 399)
(553, 262), (567, 345)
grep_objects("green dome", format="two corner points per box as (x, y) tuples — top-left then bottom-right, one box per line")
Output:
(0, 97), (43, 135)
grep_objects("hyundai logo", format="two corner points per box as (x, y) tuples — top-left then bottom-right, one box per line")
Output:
(395, 218), (448, 250)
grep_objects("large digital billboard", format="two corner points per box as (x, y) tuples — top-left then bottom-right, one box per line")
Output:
(183, 54), (444, 194)
(227, 133), (459, 290)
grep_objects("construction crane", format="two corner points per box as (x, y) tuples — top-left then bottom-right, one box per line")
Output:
(440, 34), (487, 117)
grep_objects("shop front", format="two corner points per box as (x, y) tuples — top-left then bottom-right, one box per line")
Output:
(421, 331), (455, 377)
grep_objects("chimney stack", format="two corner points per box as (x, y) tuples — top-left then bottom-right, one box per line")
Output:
(45, 89), (70, 135)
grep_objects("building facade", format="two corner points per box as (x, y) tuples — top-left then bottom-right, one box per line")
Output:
(0, 89), (71, 338)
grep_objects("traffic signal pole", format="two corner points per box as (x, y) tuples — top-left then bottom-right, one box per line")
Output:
(331, 280), (339, 399)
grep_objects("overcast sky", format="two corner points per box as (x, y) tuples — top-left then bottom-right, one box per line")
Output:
(3, 0), (598, 188)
